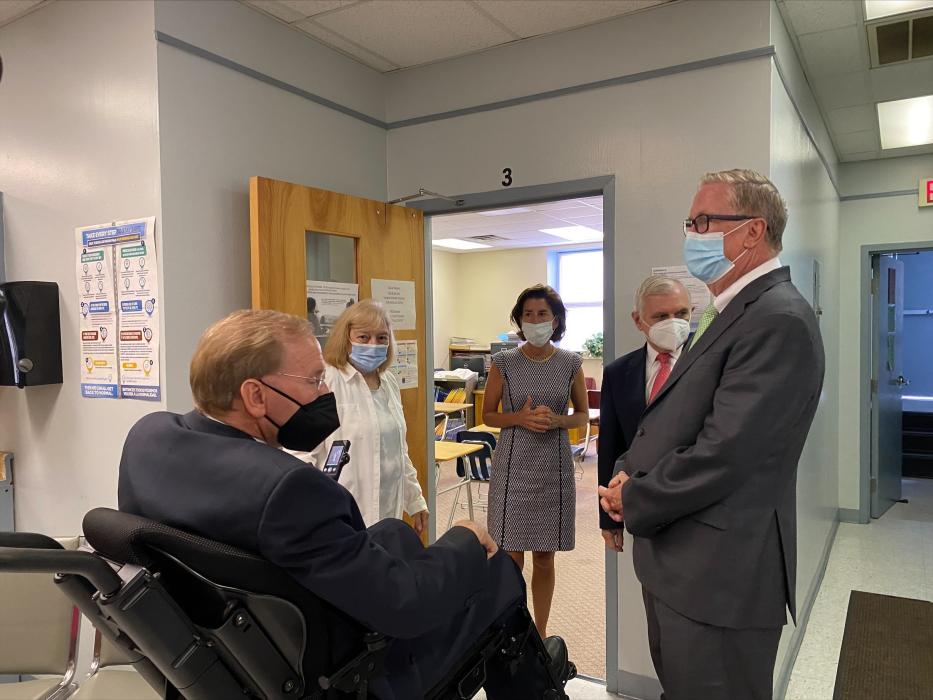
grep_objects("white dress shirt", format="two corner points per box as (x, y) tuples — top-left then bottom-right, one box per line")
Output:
(293, 362), (427, 526)
(645, 343), (684, 402)
(713, 256), (783, 313)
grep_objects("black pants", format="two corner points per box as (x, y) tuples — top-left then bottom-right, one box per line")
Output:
(642, 588), (781, 700)
(368, 520), (554, 699)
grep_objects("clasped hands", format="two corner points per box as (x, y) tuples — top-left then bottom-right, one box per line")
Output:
(597, 471), (630, 523)
(515, 396), (561, 433)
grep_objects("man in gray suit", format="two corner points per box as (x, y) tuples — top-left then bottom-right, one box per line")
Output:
(599, 169), (824, 700)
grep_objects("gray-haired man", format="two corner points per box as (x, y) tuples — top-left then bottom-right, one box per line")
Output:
(598, 276), (692, 552)
(599, 170), (825, 699)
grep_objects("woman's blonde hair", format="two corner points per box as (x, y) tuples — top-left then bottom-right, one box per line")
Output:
(324, 299), (395, 372)
(190, 309), (314, 415)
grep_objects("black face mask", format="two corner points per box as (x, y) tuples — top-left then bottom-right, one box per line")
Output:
(261, 381), (340, 452)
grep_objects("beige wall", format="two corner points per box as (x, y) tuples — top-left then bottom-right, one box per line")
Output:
(431, 249), (461, 369)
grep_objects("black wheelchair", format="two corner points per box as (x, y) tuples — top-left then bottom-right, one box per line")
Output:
(0, 508), (574, 699)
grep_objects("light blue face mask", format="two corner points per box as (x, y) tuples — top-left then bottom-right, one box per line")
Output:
(350, 343), (389, 373)
(683, 220), (750, 283)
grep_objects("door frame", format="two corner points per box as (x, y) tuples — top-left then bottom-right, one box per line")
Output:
(409, 175), (618, 688)
(859, 240), (933, 523)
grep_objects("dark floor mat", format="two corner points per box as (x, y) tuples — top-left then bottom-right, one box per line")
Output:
(833, 590), (933, 700)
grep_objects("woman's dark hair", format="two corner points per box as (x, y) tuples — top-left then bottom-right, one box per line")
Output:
(510, 284), (567, 342)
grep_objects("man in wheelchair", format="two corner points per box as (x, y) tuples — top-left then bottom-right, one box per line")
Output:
(111, 309), (574, 698)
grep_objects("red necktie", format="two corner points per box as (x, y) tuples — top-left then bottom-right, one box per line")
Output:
(648, 352), (672, 403)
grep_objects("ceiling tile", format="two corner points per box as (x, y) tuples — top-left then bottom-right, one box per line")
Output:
(836, 129), (879, 153)
(314, 0), (514, 68)
(474, 0), (638, 40)
(814, 71), (872, 109)
(798, 26), (867, 77)
(828, 103), (876, 134)
(244, 0), (307, 23)
(781, 0), (859, 36)
(841, 150), (880, 162)
(869, 61), (933, 102)
(294, 19), (399, 71)
(0, 0), (43, 26)
(281, 0), (359, 18)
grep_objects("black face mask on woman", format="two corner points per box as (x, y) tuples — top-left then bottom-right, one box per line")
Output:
(260, 381), (340, 451)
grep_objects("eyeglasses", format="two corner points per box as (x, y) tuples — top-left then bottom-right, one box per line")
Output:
(682, 214), (755, 236)
(277, 372), (327, 390)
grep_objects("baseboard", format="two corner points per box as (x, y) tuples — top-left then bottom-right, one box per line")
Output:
(837, 507), (866, 524)
(615, 670), (663, 700)
(773, 517), (840, 700)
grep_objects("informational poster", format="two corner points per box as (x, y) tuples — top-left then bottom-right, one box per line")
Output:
(76, 244), (118, 398)
(306, 280), (359, 337)
(651, 265), (712, 330)
(390, 340), (418, 389)
(371, 279), (416, 331)
(117, 225), (161, 401)
(75, 217), (160, 400)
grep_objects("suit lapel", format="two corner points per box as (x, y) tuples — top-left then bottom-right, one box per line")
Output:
(643, 267), (791, 413)
(620, 346), (647, 432)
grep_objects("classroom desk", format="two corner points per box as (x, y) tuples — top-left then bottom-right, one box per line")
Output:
(435, 440), (485, 525)
(434, 402), (473, 414)
(434, 440), (483, 463)
(471, 424), (501, 435)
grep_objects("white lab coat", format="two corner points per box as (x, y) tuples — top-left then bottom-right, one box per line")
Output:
(298, 362), (427, 526)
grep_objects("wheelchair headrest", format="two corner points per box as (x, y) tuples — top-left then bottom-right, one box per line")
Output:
(83, 508), (326, 611)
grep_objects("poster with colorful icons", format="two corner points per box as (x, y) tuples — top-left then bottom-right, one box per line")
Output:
(76, 243), (118, 398)
(74, 217), (160, 401)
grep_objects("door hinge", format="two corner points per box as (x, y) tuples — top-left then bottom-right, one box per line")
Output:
(870, 477), (878, 494)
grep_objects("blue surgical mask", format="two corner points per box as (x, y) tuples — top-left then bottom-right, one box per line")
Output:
(682, 221), (750, 284)
(350, 343), (388, 373)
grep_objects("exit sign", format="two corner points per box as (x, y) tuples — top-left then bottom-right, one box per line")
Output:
(922, 178), (933, 207)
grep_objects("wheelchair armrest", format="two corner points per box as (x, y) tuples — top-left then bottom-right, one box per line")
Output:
(0, 532), (64, 549)
(0, 546), (122, 595)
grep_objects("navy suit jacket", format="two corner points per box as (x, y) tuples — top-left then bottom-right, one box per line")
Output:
(598, 345), (648, 530)
(118, 410), (488, 644)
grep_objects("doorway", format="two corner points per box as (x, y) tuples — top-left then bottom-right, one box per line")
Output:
(863, 246), (933, 521)
(411, 176), (616, 685)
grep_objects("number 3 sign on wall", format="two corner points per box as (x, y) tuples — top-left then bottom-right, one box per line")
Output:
(502, 168), (512, 187)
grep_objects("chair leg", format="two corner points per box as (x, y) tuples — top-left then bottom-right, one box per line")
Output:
(446, 482), (465, 531)
(466, 480), (474, 520)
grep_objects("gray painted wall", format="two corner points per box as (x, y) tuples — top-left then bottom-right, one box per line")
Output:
(153, 1), (388, 410)
(769, 48), (842, 698)
(0, 0), (163, 534)
(386, 1), (773, 689)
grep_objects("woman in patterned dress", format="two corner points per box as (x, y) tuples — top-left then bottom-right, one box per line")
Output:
(481, 284), (589, 637)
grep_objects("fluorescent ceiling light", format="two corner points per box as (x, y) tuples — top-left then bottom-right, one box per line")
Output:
(864, 0), (933, 20)
(432, 238), (491, 250)
(539, 226), (603, 242)
(479, 207), (532, 216)
(877, 95), (933, 149)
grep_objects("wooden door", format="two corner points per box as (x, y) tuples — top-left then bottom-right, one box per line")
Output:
(250, 176), (428, 522)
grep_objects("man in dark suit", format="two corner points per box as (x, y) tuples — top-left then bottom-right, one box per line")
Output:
(598, 276), (692, 552)
(599, 170), (825, 700)
(119, 309), (570, 699)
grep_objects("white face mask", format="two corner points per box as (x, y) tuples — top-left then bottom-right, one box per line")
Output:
(522, 321), (555, 347)
(647, 318), (691, 352)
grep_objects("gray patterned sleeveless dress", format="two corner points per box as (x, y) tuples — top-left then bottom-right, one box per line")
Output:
(487, 347), (582, 552)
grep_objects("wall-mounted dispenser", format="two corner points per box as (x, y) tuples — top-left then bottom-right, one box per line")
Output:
(0, 282), (63, 387)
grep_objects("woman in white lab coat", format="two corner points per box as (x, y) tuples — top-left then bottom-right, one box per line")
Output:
(301, 299), (429, 535)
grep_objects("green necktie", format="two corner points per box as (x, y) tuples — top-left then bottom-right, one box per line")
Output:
(689, 303), (719, 350)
